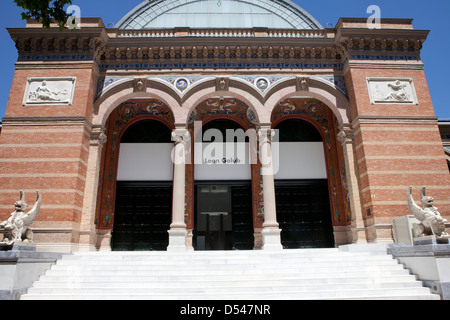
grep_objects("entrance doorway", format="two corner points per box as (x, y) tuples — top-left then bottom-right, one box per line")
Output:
(111, 182), (172, 251)
(193, 118), (254, 250)
(111, 119), (173, 251)
(275, 180), (334, 248)
(273, 118), (335, 249)
(194, 182), (253, 250)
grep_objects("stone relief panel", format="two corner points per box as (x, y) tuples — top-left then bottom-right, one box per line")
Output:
(367, 78), (418, 104)
(23, 77), (76, 106)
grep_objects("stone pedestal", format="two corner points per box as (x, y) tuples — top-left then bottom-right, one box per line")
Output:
(261, 228), (283, 251)
(388, 243), (450, 300)
(167, 229), (188, 252)
(413, 235), (450, 246)
(0, 245), (64, 300)
(0, 242), (36, 252)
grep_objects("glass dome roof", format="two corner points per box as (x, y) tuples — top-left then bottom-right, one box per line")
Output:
(116, 0), (323, 30)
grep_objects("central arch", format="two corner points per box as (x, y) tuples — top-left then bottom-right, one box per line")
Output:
(194, 119), (254, 250)
(187, 97), (262, 250)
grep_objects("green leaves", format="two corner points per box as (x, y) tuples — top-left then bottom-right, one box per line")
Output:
(13, 0), (73, 29)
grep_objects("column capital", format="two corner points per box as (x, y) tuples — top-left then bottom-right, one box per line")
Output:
(90, 125), (107, 147)
(337, 128), (354, 145)
(171, 127), (191, 145)
(258, 126), (276, 143)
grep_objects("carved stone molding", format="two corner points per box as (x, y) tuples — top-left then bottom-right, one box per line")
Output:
(337, 129), (355, 145)
(216, 77), (229, 91)
(133, 78), (147, 93)
(90, 125), (107, 147)
(296, 76), (310, 91)
(171, 128), (191, 145)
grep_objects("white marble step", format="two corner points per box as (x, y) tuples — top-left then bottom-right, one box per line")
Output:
(33, 274), (419, 287)
(56, 255), (395, 265)
(26, 282), (430, 294)
(22, 288), (439, 300)
(20, 249), (440, 300)
(31, 278), (424, 290)
(45, 263), (404, 275)
(41, 268), (412, 280)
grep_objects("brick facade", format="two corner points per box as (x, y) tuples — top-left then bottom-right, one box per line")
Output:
(0, 16), (448, 252)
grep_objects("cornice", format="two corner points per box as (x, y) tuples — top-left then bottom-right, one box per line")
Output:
(351, 115), (438, 128)
(1, 116), (92, 129)
(7, 17), (430, 71)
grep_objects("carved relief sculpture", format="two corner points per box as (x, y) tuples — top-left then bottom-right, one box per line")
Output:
(367, 78), (418, 104)
(407, 187), (449, 240)
(23, 77), (76, 105)
(0, 191), (42, 245)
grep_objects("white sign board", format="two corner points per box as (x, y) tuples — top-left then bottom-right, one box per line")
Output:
(273, 142), (327, 179)
(117, 143), (174, 181)
(194, 142), (252, 181)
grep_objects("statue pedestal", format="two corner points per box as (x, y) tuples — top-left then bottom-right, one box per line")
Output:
(0, 247), (64, 300)
(0, 241), (36, 252)
(414, 235), (450, 246)
(388, 243), (450, 300)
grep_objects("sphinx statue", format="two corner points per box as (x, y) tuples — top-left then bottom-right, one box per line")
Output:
(0, 191), (42, 245)
(407, 187), (449, 240)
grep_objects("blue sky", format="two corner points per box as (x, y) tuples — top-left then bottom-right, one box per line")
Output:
(0, 0), (449, 119)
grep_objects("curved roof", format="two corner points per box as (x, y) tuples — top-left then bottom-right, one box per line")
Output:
(116, 0), (323, 30)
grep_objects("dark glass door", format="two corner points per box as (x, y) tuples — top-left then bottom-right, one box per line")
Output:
(194, 182), (253, 250)
(275, 180), (334, 249)
(111, 181), (172, 251)
(231, 185), (254, 250)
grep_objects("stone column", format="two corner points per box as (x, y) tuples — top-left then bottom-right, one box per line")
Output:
(337, 127), (368, 244)
(258, 126), (283, 250)
(167, 127), (190, 252)
(80, 125), (107, 251)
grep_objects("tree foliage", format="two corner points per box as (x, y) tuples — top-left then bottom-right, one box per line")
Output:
(13, 0), (73, 29)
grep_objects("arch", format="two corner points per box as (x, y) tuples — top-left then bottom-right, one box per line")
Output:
(93, 78), (183, 127)
(116, 0), (323, 30)
(272, 117), (335, 248)
(112, 118), (174, 251)
(94, 76), (268, 128)
(264, 77), (351, 126)
(193, 117), (255, 250)
(270, 97), (352, 229)
(95, 99), (176, 231)
(182, 83), (264, 126)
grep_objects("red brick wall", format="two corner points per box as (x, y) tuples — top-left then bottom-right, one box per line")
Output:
(5, 68), (96, 119)
(0, 67), (97, 231)
(346, 67), (450, 241)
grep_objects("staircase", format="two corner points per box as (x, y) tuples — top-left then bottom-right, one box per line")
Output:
(20, 248), (440, 300)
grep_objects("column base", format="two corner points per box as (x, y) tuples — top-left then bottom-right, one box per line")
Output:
(167, 229), (188, 252)
(262, 228), (283, 251)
